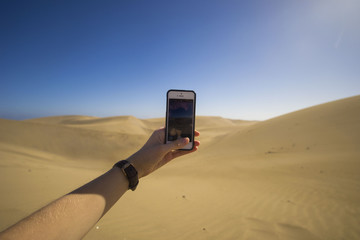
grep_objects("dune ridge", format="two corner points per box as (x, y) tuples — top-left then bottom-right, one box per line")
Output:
(1, 95), (360, 239)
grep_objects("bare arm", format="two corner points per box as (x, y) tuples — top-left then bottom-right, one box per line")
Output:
(0, 128), (200, 240)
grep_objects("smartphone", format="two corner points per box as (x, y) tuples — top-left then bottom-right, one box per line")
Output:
(165, 89), (196, 150)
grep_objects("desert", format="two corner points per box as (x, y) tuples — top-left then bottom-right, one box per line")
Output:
(1, 95), (360, 240)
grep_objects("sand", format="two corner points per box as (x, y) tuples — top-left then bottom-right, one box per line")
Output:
(1, 95), (360, 239)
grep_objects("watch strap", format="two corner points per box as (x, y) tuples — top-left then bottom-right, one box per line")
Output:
(113, 160), (139, 191)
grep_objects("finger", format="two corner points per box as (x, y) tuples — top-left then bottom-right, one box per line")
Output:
(171, 143), (199, 159)
(194, 130), (200, 137)
(165, 137), (190, 152)
(170, 140), (200, 157)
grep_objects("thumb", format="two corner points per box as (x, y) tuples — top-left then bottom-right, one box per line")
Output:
(166, 137), (189, 151)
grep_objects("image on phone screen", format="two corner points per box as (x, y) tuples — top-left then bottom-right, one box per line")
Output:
(167, 99), (194, 142)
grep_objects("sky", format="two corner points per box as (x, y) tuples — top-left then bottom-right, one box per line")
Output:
(1, 0), (359, 120)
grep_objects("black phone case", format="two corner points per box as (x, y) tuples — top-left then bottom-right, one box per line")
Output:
(165, 89), (196, 151)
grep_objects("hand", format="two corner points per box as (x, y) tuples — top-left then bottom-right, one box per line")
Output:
(127, 128), (200, 178)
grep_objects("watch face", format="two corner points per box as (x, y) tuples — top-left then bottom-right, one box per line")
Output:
(113, 160), (139, 191)
(123, 164), (139, 191)
(124, 164), (137, 178)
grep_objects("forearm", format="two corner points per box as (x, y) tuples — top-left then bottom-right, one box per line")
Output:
(0, 167), (128, 240)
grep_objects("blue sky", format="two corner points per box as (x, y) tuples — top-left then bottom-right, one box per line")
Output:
(1, 0), (359, 120)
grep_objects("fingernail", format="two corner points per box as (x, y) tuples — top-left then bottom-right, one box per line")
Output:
(182, 138), (189, 144)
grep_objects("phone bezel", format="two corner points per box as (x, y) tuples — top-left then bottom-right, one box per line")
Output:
(165, 89), (196, 150)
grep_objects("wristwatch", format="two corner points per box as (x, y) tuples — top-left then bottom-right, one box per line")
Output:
(113, 160), (139, 191)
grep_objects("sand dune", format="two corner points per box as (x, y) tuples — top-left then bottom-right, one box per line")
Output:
(26, 115), (151, 135)
(217, 94), (360, 156)
(1, 95), (360, 239)
(0, 116), (151, 166)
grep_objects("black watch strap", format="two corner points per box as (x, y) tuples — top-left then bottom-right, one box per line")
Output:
(113, 160), (139, 191)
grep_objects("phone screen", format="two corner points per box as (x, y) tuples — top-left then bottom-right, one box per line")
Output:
(167, 98), (194, 142)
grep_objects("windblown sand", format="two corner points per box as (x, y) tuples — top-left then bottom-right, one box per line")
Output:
(1, 95), (360, 240)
